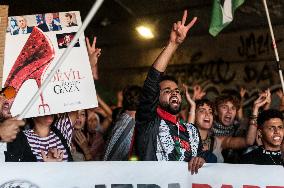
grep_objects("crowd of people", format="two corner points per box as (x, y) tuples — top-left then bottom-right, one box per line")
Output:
(0, 10), (283, 173)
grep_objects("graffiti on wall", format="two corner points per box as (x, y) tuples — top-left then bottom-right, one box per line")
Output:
(237, 32), (283, 59)
(101, 29), (284, 107)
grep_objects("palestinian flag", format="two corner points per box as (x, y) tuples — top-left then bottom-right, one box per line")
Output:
(209, 0), (245, 36)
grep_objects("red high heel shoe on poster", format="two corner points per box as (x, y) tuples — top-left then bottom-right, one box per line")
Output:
(4, 27), (55, 115)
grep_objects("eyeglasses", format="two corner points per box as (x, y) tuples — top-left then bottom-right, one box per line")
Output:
(0, 86), (16, 100)
(160, 88), (181, 95)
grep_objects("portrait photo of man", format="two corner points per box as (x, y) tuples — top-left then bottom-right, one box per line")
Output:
(64, 13), (78, 27)
(38, 13), (61, 32)
(12, 16), (33, 35)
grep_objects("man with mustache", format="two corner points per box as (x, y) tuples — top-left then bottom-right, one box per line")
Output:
(135, 10), (213, 174)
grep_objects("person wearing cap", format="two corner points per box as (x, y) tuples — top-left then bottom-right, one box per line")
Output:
(240, 108), (284, 165)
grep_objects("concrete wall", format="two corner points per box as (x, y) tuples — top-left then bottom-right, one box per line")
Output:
(99, 25), (284, 105)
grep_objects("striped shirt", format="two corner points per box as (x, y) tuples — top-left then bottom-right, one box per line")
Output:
(24, 113), (73, 162)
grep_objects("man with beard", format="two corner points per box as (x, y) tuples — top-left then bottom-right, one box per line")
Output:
(240, 109), (284, 165)
(135, 10), (211, 174)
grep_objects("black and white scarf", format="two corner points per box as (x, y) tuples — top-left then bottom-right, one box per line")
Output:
(212, 121), (235, 137)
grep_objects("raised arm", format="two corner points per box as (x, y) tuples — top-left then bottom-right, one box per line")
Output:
(153, 10), (197, 72)
(237, 87), (247, 120)
(86, 37), (101, 80)
(263, 89), (271, 110)
(192, 85), (206, 101)
(220, 90), (269, 149)
(276, 89), (284, 111)
(136, 11), (197, 124)
(97, 94), (112, 117)
(182, 84), (196, 124)
(116, 90), (123, 108)
(95, 95), (113, 133)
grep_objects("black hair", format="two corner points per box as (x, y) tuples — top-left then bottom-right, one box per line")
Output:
(159, 75), (178, 85)
(65, 13), (72, 19)
(195, 99), (215, 113)
(122, 85), (142, 111)
(257, 109), (284, 128)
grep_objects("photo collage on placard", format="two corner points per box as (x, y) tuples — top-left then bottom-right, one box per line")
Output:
(7, 12), (80, 49)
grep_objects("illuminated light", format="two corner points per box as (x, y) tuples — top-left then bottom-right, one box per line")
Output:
(136, 25), (154, 39)
(129, 155), (139, 161)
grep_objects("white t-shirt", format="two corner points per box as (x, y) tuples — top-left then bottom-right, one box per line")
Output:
(0, 142), (7, 162)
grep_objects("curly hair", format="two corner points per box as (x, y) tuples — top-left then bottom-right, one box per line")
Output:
(215, 94), (241, 111)
(195, 99), (215, 113)
(257, 109), (283, 128)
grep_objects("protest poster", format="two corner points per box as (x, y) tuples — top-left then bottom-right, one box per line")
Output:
(3, 11), (97, 118)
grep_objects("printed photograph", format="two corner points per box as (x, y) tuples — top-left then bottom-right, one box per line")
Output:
(56, 32), (80, 49)
(8, 16), (36, 35)
(59, 12), (78, 28)
(36, 13), (62, 32)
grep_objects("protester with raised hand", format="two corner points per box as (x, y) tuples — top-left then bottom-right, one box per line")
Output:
(182, 84), (196, 124)
(135, 10), (211, 174)
(183, 88), (260, 163)
(3, 36), (102, 162)
(86, 37), (101, 80)
(275, 88), (284, 112)
(237, 87), (247, 121)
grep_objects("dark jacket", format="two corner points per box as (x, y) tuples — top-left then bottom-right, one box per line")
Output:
(5, 126), (73, 162)
(240, 146), (283, 165)
(37, 23), (61, 32)
(135, 67), (214, 162)
(13, 26), (33, 35)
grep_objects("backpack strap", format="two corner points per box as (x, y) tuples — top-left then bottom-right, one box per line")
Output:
(51, 126), (73, 161)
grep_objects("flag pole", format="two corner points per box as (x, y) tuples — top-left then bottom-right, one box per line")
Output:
(262, 0), (284, 93)
(18, 0), (104, 120)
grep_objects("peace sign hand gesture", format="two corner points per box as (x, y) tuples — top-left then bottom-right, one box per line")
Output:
(170, 10), (197, 45)
(86, 37), (101, 80)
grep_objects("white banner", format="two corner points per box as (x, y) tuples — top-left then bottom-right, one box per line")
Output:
(3, 11), (97, 118)
(0, 162), (283, 188)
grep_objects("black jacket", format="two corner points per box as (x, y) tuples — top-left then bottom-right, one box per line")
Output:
(135, 67), (214, 162)
(37, 23), (61, 32)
